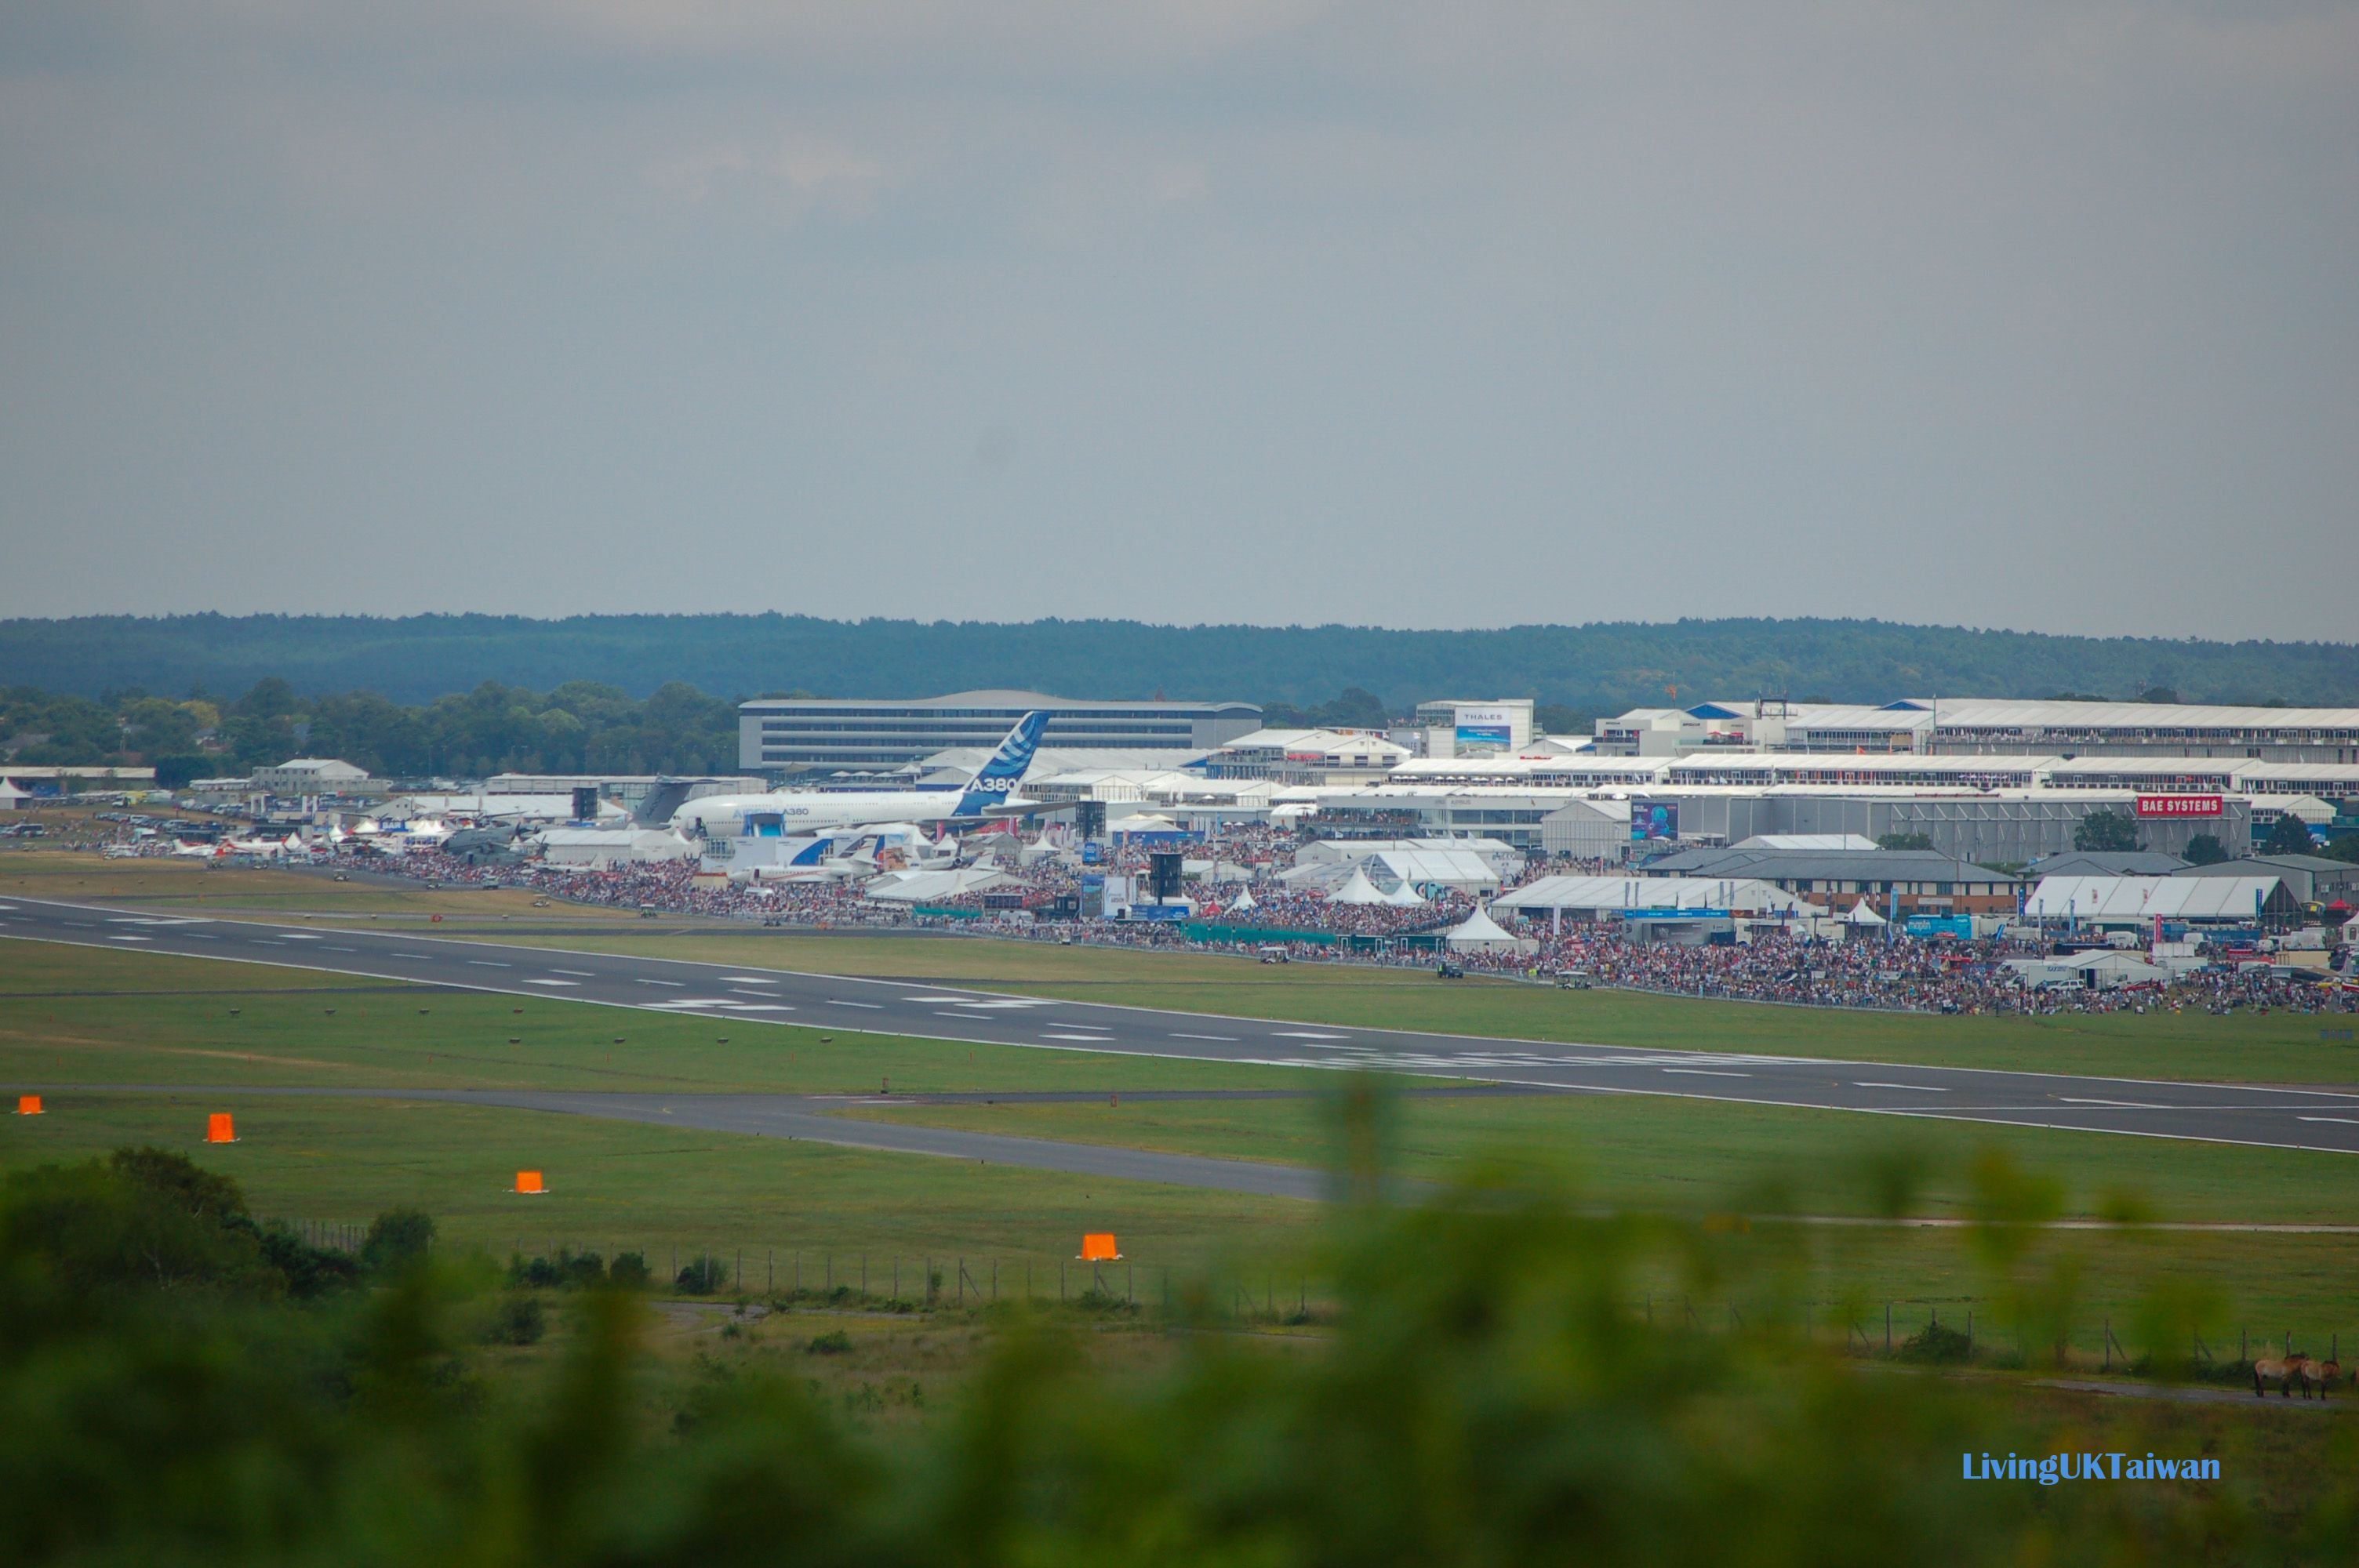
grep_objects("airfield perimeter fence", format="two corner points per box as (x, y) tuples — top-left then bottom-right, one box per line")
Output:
(328, 1229), (2354, 1384)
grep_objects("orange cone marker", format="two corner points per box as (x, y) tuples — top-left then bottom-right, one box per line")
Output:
(16, 1094), (42, 1116)
(205, 1112), (238, 1144)
(514, 1170), (547, 1195)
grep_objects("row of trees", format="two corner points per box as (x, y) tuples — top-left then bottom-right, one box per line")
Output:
(0, 677), (745, 782)
(2, 679), (1584, 782)
(8, 612), (2357, 709)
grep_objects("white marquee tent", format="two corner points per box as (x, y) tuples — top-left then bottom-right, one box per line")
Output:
(2023, 875), (2292, 924)
(1490, 877), (1807, 918)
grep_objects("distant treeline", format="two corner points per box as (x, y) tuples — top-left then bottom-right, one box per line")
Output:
(5, 613), (2357, 712)
(0, 679), (740, 782)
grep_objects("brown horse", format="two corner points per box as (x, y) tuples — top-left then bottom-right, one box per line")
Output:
(2252, 1354), (2315, 1398)
(2316, 1357), (2343, 1399)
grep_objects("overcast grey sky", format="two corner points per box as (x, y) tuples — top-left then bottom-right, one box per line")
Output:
(2, 2), (2353, 638)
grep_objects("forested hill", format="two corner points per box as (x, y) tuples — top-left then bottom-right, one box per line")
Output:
(5, 613), (2356, 711)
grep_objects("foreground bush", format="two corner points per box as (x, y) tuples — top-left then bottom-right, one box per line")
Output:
(2, 1141), (2353, 1564)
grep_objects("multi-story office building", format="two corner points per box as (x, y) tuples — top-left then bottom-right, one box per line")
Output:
(739, 689), (1262, 776)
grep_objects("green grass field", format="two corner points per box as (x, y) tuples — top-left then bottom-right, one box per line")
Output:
(449, 927), (2359, 1087)
(835, 1090), (2359, 1225)
(9, 1087), (2353, 1367)
(2, 1089), (1309, 1282)
(8, 899), (2358, 1361)
(0, 942), (1318, 1095)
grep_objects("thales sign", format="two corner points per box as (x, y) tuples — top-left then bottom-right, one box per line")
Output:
(1453, 705), (1518, 749)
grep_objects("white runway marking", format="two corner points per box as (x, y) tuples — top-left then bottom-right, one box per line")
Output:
(525, 978), (579, 986)
(635, 978), (685, 987)
(1274, 1030), (1349, 1040)
(1662, 1068), (1750, 1077)
(648, 998), (785, 1011)
(468, 960), (511, 968)
(719, 976), (778, 984)
(2058, 1097), (2168, 1109)
(949, 998), (1057, 1010)
(1042, 1033), (1116, 1043)
(109, 934), (151, 941)
(1856, 1081), (1948, 1091)
(1171, 1033), (1238, 1042)
(2298, 1116), (2359, 1127)
(553, 969), (595, 977)
(828, 1000), (881, 1009)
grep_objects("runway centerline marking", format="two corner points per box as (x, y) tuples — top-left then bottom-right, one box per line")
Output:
(2058, 1097), (2169, 1109)
(552, 969), (595, 977)
(634, 978), (684, 987)
(2298, 1117), (2359, 1127)
(1172, 1033), (1238, 1042)
(828, 1000), (881, 1009)
(1663, 1068), (1750, 1077)
(1856, 1081), (1947, 1091)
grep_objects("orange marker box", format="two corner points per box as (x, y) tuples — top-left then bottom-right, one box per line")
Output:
(205, 1112), (237, 1143)
(16, 1094), (42, 1116)
(1079, 1232), (1120, 1261)
(514, 1171), (547, 1195)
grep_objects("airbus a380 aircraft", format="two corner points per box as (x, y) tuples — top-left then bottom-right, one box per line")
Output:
(669, 711), (1062, 840)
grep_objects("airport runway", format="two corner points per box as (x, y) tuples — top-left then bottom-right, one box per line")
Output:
(5, 895), (2359, 1163)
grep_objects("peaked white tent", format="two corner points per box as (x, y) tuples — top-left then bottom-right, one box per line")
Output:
(1228, 887), (1257, 912)
(1381, 879), (1427, 906)
(1446, 906), (1536, 954)
(863, 867), (1013, 903)
(1843, 898), (1888, 927)
(1329, 867), (1390, 906)
(2004, 952), (2172, 990)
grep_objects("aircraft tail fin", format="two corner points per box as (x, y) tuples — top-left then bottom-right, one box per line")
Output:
(953, 712), (1050, 817)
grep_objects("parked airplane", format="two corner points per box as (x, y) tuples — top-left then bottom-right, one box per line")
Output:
(669, 712), (1066, 840)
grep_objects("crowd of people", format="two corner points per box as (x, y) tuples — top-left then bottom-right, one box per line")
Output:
(95, 817), (2355, 1018)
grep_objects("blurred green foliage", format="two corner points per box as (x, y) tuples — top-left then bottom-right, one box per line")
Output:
(3, 1131), (2355, 1565)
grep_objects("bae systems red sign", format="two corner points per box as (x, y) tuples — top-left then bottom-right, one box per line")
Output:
(2135, 794), (2223, 818)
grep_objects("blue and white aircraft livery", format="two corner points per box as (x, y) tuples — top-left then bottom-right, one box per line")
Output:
(668, 712), (1059, 840)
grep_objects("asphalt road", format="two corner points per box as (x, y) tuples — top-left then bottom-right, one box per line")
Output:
(6, 894), (2359, 1160)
